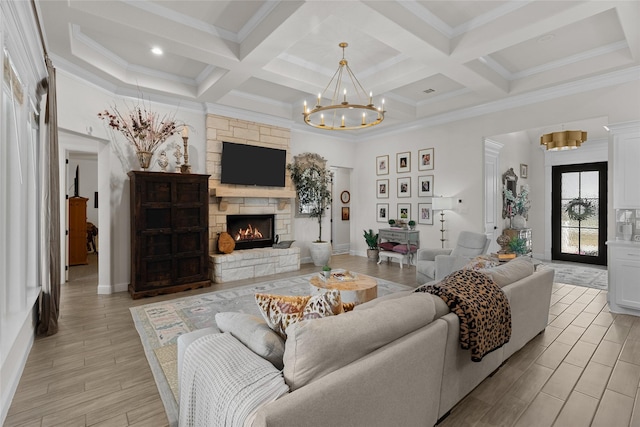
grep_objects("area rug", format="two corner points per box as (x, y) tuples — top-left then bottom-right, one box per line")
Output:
(129, 271), (412, 426)
(543, 262), (608, 290)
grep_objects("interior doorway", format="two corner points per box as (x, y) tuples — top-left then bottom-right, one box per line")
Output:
(331, 167), (352, 254)
(551, 162), (607, 265)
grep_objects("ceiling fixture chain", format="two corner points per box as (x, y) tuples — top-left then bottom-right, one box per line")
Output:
(302, 42), (385, 131)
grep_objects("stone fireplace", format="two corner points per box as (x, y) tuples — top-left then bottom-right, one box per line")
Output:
(226, 214), (275, 250)
(206, 114), (300, 283)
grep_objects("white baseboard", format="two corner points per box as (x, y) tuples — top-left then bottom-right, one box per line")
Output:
(1, 306), (36, 425)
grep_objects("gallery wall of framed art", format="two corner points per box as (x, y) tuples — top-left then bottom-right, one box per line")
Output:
(374, 148), (437, 226)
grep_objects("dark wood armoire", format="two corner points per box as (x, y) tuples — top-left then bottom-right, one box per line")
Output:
(128, 171), (211, 299)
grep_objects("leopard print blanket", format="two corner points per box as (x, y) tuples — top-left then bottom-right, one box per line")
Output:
(415, 269), (511, 362)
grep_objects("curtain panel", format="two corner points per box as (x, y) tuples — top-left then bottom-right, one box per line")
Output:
(37, 56), (60, 336)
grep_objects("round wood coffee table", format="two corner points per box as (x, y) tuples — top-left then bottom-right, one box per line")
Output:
(309, 272), (378, 304)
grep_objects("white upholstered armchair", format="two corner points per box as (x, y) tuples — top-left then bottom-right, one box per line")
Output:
(415, 231), (490, 284)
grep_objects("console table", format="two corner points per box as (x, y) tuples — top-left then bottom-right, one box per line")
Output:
(377, 228), (420, 268)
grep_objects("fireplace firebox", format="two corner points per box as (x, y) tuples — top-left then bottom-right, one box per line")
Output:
(226, 214), (275, 250)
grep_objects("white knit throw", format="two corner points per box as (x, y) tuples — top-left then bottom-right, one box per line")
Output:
(179, 332), (289, 427)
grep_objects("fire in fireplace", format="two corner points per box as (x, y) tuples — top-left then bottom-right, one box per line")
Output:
(226, 214), (275, 250)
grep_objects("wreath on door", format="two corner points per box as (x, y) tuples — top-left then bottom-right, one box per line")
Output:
(565, 198), (595, 221)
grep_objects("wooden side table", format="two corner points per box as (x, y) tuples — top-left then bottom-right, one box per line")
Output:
(309, 273), (378, 304)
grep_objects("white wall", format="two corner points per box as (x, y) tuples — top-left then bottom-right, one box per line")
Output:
(348, 80), (640, 258)
(289, 129), (356, 262)
(55, 71), (206, 292)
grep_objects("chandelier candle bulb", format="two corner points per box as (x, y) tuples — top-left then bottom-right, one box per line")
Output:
(343, 88), (347, 104)
(369, 91), (373, 105)
(317, 94), (321, 106)
(304, 100), (307, 113)
(341, 115), (345, 127)
(320, 114), (325, 126)
(362, 112), (366, 125)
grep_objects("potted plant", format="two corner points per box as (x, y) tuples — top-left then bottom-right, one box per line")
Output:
(363, 229), (379, 262)
(388, 219), (396, 227)
(288, 153), (333, 266)
(509, 236), (528, 255)
(408, 220), (416, 230)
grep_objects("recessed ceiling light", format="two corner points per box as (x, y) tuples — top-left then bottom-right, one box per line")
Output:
(537, 34), (555, 43)
(423, 88), (435, 94)
(151, 47), (163, 55)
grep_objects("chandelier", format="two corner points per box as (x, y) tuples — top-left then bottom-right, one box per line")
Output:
(540, 130), (587, 150)
(302, 42), (384, 130)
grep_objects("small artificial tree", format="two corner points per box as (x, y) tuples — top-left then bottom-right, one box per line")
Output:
(287, 154), (333, 242)
(363, 229), (379, 250)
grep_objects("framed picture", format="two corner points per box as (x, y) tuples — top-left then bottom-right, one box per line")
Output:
(418, 203), (433, 225)
(396, 151), (411, 173)
(397, 203), (411, 221)
(397, 177), (411, 198)
(341, 207), (350, 221)
(520, 163), (528, 179)
(376, 179), (389, 199)
(376, 155), (389, 175)
(418, 175), (434, 197)
(418, 148), (434, 171)
(377, 203), (389, 223)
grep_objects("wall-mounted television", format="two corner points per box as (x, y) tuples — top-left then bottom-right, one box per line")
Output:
(220, 142), (286, 187)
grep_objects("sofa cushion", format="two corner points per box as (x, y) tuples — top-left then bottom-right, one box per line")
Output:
(479, 257), (534, 288)
(392, 244), (418, 254)
(215, 312), (285, 370)
(378, 241), (397, 251)
(282, 293), (436, 390)
(255, 289), (344, 338)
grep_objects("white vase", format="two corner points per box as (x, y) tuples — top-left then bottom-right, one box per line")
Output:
(511, 215), (527, 229)
(309, 241), (332, 267)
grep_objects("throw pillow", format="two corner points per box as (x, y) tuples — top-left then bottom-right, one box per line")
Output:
(392, 244), (418, 254)
(255, 289), (344, 338)
(215, 312), (286, 370)
(478, 256), (534, 287)
(378, 241), (397, 251)
(463, 255), (500, 271)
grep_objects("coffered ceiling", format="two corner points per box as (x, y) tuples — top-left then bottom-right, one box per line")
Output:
(36, 0), (639, 134)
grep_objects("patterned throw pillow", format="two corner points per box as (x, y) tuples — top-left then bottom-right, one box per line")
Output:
(255, 290), (345, 338)
(463, 255), (500, 271)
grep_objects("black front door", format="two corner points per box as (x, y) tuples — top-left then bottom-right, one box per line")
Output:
(551, 162), (607, 265)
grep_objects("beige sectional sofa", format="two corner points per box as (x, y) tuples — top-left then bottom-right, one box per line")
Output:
(177, 258), (554, 427)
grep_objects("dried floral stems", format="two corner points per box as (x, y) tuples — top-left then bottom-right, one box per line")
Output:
(98, 104), (180, 153)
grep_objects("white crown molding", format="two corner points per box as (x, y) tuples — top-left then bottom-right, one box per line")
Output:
(484, 138), (504, 155)
(607, 120), (640, 133)
(123, 0), (238, 43)
(511, 40), (629, 80)
(399, 0), (533, 39)
(71, 25), (199, 86)
(205, 102), (294, 129)
(54, 61), (205, 113)
(363, 66), (640, 139)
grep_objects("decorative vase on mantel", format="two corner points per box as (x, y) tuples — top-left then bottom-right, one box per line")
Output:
(136, 151), (153, 171)
(511, 214), (527, 229)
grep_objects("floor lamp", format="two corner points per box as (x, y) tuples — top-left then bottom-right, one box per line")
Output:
(432, 196), (454, 248)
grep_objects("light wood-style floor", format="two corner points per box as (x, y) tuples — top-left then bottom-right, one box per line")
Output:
(4, 254), (638, 427)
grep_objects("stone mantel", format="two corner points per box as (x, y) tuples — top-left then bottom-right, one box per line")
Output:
(210, 186), (296, 211)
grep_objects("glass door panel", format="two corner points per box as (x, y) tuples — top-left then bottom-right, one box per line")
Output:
(552, 162), (607, 265)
